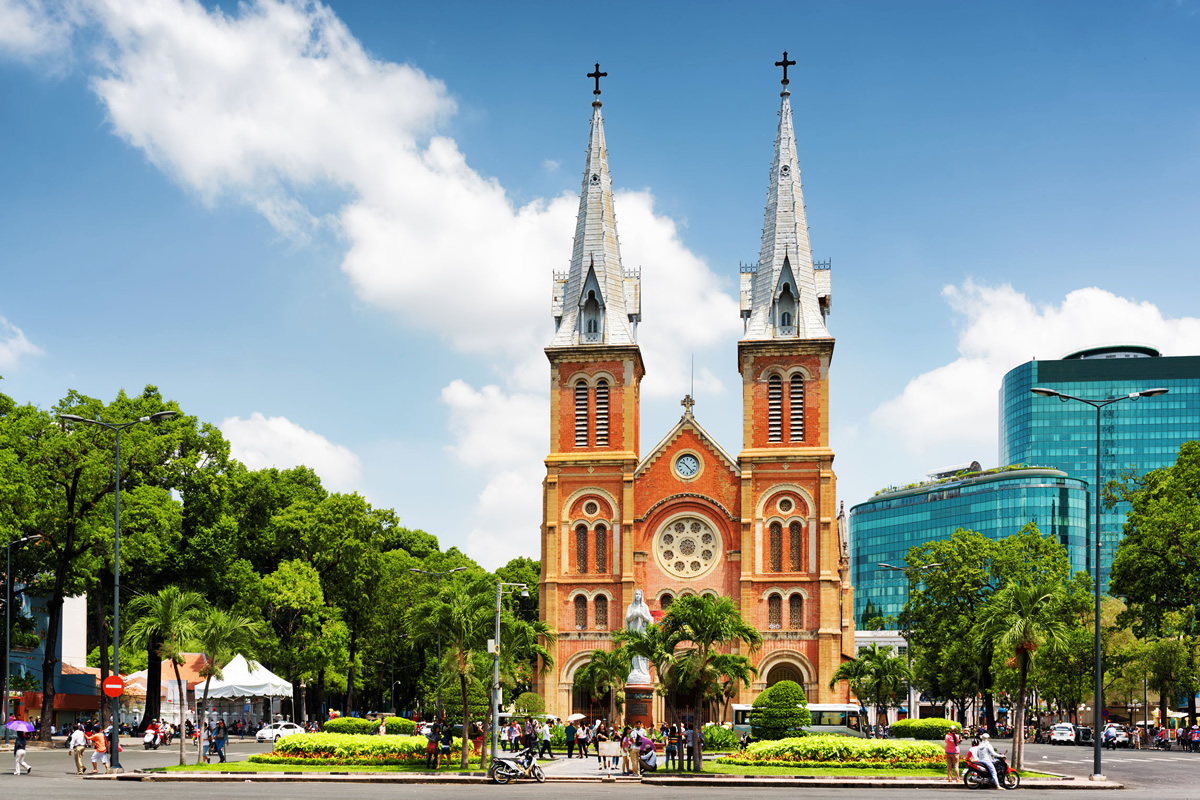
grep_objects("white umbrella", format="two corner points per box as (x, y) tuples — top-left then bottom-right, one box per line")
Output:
(565, 713), (586, 722)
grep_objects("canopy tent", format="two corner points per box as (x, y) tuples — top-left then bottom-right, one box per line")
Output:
(199, 655), (292, 699)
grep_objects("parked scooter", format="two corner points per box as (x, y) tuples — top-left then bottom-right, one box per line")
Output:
(488, 746), (545, 784)
(962, 752), (1020, 790)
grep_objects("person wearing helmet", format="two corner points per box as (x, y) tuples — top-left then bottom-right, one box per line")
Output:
(975, 732), (1002, 789)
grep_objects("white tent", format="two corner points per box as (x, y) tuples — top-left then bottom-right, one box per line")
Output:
(200, 654), (292, 699)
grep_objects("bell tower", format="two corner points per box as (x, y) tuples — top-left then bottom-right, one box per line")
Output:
(540, 66), (644, 718)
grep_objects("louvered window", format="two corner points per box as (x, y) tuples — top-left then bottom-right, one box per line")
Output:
(660, 593), (674, 611)
(576, 524), (588, 573)
(594, 596), (608, 630)
(574, 596), (588, 630)
(768, 594), (782, 629)
(789, 377), (804, 441)
(789, 594), (803, 629)
(574, 381), (589, 447)
(769, 522), (782, 572)
(768, 375), (783, 442)
(789, 521), (803, 572)
(595, 380), (609, 446)
(595, 525), (608, 573)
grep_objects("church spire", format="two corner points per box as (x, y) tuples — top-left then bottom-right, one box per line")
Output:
(550, 64), (640, 348)
(741, 52), (831, 341)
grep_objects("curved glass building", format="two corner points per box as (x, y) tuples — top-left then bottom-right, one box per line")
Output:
(850, 467), (1089, 625)
(1000, 346), (1200, 588)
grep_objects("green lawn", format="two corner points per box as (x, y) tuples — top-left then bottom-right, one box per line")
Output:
(158, 762), (482, 774)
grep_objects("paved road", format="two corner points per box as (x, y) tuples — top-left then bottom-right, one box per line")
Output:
(2, 738), (1196, 798)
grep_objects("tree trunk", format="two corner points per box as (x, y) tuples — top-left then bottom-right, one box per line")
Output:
(39, 577), (65, 741)
(346, 631), (358, 714)
(291, 673), (303, 725)
(481, 684), (491, 773)
(1012, 657), (1028, 771)
(196, 675), (213, 764)
(173, 662), (187, 766)
(142, 636), (162, 733)
(460, 673), (470, 769)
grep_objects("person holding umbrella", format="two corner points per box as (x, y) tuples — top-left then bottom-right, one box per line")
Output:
(7, 720), (34, 775)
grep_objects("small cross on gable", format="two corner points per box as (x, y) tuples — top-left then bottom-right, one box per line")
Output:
(681, 394), (695, 414)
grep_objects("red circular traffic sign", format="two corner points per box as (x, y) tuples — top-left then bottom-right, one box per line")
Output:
(102, 675), (125, 698)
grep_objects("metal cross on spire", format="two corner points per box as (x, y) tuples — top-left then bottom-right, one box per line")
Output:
(588, 63), (608, 96)
(775, 51), (796, 84)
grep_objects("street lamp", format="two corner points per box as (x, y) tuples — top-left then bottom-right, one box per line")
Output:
(375, 660), (397, 715)
(59, 410), (177, 769)
(4, 534), (42, 743)
(409, 566), (466, 719)
(1029, 386), (1167, 781)
(491, 580), (529, 761)
(878, 562), (941, 724)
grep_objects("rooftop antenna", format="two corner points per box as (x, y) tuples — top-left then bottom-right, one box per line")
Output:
(691, 353), (694, 399)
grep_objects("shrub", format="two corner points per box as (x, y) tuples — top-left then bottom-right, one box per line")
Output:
(263, 733), (466, 764)
(717, 734), (943, 767)
(513, 692), (545, 714)
(888, 718), (961, 741)
(322, 717), (380, 736)
(384, 717), (417, 735)
(750, 680), (812, 740)
(703, 724), (738, 749)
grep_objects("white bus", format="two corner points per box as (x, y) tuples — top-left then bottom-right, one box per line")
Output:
(731, 702), (865, 739)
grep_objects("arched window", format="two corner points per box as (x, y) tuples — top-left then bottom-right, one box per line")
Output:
(789, 377), (804, 441)
(768, 374), (783, 442)
(769, 522), (782, 572)
(777, 283), (796, 331)
(789, 521), (803, 572)
(781, 311), (792, 327)
(768, 594), (782, 630)
(595, 525), (608, 573)
(789, 594), (803, 629)
(594, 596), (608, 630)
(660, 593), (674, 611)
(576, 524), (588, 574)
(583, 290), (601, 338)
(574, 380), (589, 447)
(574, 595), (588, 630)
(595, 379), (609, 446)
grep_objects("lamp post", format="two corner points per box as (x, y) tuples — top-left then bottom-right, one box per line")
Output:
(491, 580), (529, 761)
(59, 410), (177, 769)
(375, 660), (397, 715)
(409, 567), (465, 719)
(4, 534), (42, 743)
(878, 562), (941, 723)
(1029, 386), (1168, 781)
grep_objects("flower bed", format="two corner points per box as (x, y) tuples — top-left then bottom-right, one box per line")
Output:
(248, 733), (466, 765)
(716, 735), (943, 768)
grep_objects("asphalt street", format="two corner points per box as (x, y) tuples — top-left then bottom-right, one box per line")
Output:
(1, 738), (1196, 798)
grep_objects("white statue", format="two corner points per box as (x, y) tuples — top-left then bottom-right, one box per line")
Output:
(624, 589), (654, 684)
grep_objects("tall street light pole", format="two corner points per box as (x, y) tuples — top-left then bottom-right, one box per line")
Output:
(375, 660), (396, 715)
(492, 580), (529, 762)
(409, 567), (465, 720)
(59, 410), (177, 770)
(1030, 386), (1167, 781)
(4, 534), (42, 743)
(878, 562), (941, 723)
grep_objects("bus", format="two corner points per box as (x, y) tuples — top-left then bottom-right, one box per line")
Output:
(731, 703), (865, 739)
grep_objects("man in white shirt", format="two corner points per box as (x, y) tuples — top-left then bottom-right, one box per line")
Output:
(68, 725), (88, 775)
(539, 720), (555, 759)
(974, 733), (1002, 789)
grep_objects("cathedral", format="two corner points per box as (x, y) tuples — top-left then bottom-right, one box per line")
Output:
(537, 59), (854, 722)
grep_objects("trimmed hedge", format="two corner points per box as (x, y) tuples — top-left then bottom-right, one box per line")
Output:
(259, 733), (465, 764)
(717, 734), (943, 766)
(323, 717), (379, 736)
(888, 718), (961, 741)
(384, 717), (417, 735)
(750, 680), (812, 740)
(715, 757), (940, 770)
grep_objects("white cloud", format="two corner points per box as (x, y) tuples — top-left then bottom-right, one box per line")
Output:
(870, 281), (1200, 456)
(0, 0), (74, 61)
(221, 412), (363, 494)
(0, 315), (43, 370)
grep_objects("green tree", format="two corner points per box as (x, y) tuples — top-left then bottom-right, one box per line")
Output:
(125, 586), (206, 765)
(659, 594), (762, 771)
(750, 679), (811, 740)
(829, 642), (910, 726)
(978, 581), (1069, 770)
(513, 692), (544, 714)
(194, 607), (266, 764)
(574, 647), (630, 725)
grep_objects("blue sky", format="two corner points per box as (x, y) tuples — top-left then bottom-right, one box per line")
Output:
(2, 0), (1199, 567)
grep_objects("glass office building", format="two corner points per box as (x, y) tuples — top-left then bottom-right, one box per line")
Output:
(1000, 345), (1200, 588)
(850, 467), (1089, 625)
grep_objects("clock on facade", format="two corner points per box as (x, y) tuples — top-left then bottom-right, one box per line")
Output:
(675, 453), (700, 478)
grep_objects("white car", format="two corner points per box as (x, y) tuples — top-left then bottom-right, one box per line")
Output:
(1050, 723), (1076, 745)
(256, 721), (304, 742)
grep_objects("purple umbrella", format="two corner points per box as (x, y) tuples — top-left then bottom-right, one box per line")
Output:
(5, 720), (35, 733)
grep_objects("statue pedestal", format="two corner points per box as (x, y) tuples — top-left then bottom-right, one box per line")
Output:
(625, 684), (655, 726)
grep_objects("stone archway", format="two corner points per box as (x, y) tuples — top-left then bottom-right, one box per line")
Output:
(766, 663), (805, 688)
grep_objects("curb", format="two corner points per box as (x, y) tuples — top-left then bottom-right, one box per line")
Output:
(640, 775), (1125, 790)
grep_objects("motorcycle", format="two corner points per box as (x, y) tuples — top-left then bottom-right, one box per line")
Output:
(962, 752), (1020, 790)
(143, 730), (162, 750)
(489, 746), (545, 785)
(1154, 735), (1171, 751)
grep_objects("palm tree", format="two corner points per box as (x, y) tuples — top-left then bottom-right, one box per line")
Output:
(614, 623), (680, 722)
(659, 594), (762, 771)
(715, 654), (757, 725)
(408, 580), (492, 769)
(125, 586), (206, 765)
(194, 607), (266, 765)
(828, 643), (911, 727)
(574, 647), (630, 725)
(494, 613), (557, 765)
(979, 581), (1068, 770)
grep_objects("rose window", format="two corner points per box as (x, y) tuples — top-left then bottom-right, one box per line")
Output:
(655, 516), (721, 579)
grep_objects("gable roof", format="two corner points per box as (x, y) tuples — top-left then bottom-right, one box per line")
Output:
(636, 406), (740, 478)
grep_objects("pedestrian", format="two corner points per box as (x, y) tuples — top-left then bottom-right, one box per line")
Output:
(944, 724), (961, 784)
(425, 722), (440, 769)
(594, 723), (609, 770)
(88, 725), (110, 774)
(578, 721), (590, 759)
(565, 719), (577, 759)
(539, 719), (555, 759)
(439, 724), (453, 766)
(13, 729), (32, 775)
(216, 720), (228, 763)
(199, 720), (211, 763)
(665, 724), (678, 771)
(69, 723), (88, 774)
(683, 722), (695, 770)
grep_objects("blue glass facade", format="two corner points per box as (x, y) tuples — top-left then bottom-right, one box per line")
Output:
(1000, 350), (1200, 589)
(851, 469), (1089, 625)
